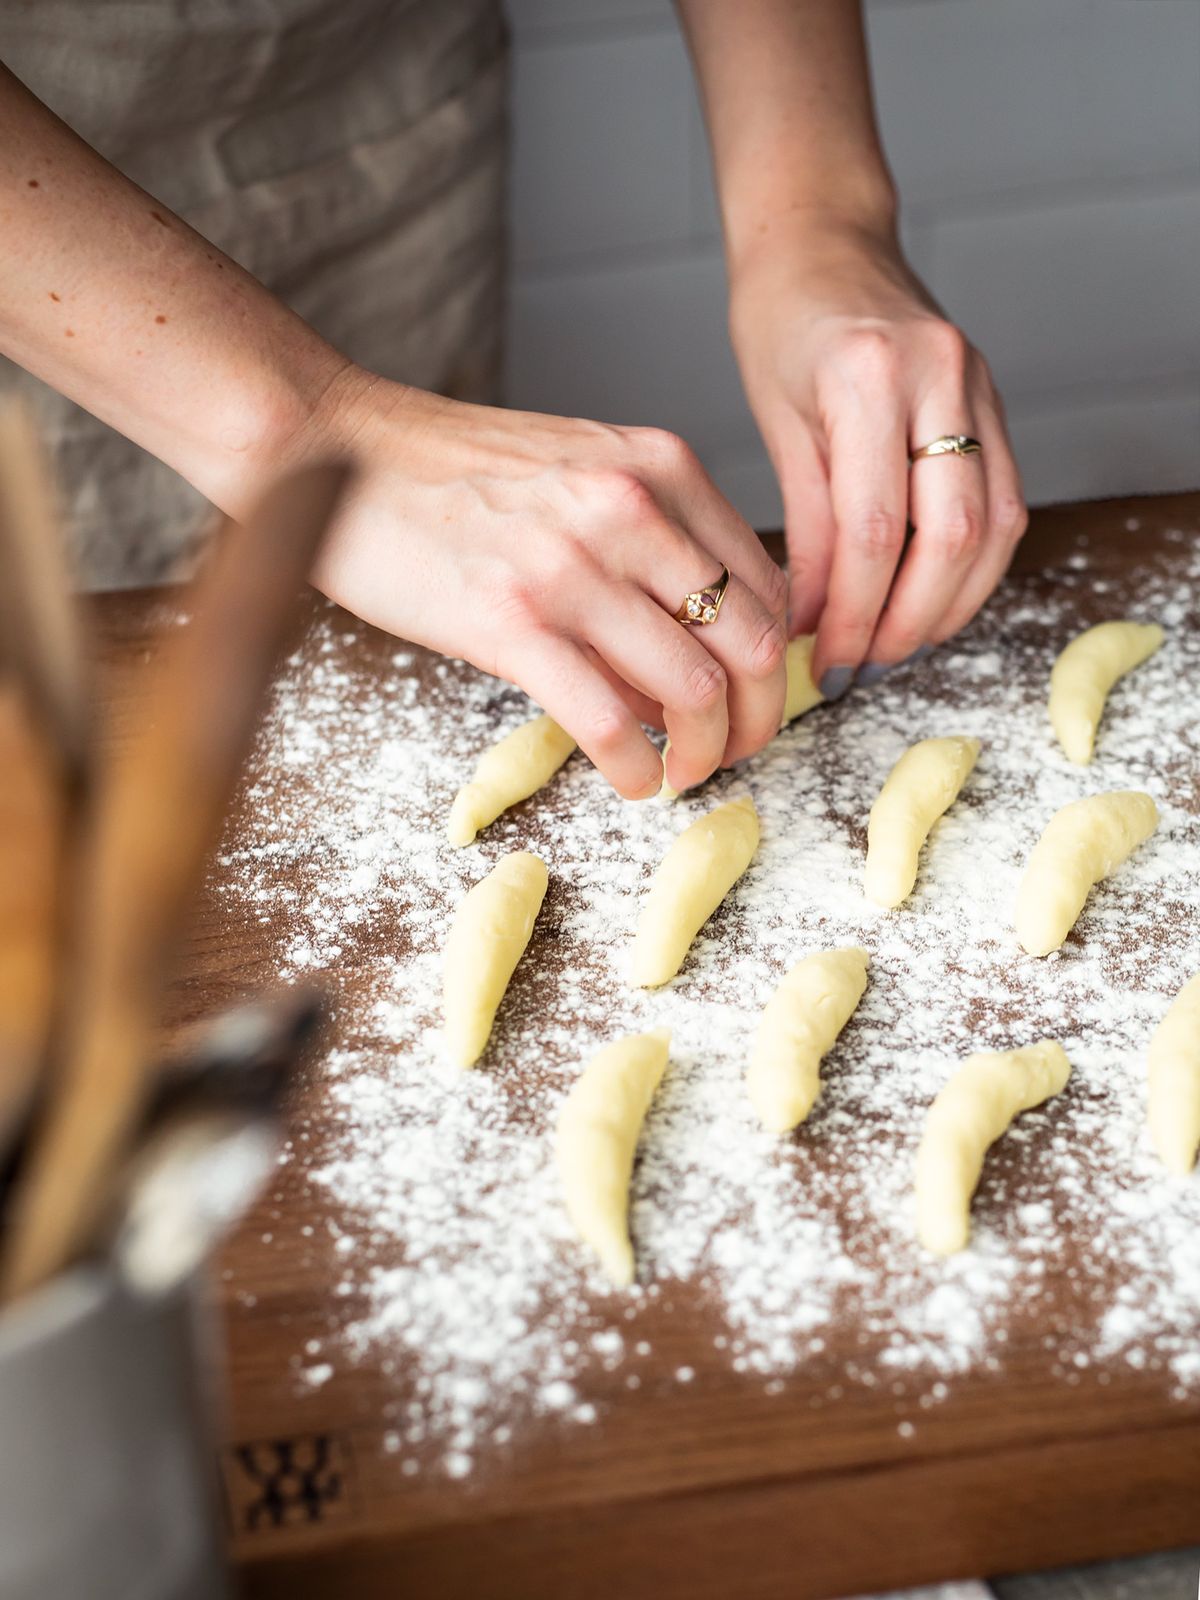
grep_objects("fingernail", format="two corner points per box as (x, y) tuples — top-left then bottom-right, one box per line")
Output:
(905, 645), (933, 667)
(819, 665), (855, 701)
(855, 661), (893, 688)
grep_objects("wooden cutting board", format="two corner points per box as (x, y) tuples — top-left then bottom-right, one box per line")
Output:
(82, 491), (1200, 1600)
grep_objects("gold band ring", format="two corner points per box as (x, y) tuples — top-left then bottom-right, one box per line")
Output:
(910, 434), (983, 463)
(675, 565), (730, 626)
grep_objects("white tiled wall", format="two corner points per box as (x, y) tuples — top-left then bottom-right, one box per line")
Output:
(504, 0), (1200, 523)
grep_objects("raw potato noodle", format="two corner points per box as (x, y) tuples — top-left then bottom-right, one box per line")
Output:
(556, 1029), (671, 1286)
(658, 636), (823, 800)
(1147, 972), (1200, 1175)
(447, 713), (576, 846)
(1014, 790), (1158, 957)
(1048, 620), (1164, 765)
(782, 634), (823, 726)
(915, 1039), (1071, 1255)
(864, 736), (980, 909)
(442, 851), (548, 1067)
(632, 795), (759, 987)
(747, 947), (869, 1133)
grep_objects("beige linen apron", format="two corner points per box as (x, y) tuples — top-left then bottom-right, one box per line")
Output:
(0, 0), (508, 588)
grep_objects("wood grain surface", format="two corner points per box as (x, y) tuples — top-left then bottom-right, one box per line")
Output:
(82, 492), (1200, 1600)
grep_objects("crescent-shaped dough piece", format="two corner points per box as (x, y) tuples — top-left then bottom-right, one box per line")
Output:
(782, 634), (823, 725)
(1147, 972), (1200, 1174)
(1049, 620), (1164, 764)
(747, 947), (869, 1133)
(631, 795), (759, 987)
(556, 1028), (671, 1286)
(915, 1039), (1071, 1255)
(864, 736), (980, 909)
(1014, 790), (1157, 957)
(442, 850), (548, 1066)
(447, 713), (576, 846)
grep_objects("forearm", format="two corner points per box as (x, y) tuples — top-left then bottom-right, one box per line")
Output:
(674, 0), (897, 271)
(0, 63), (349, 516)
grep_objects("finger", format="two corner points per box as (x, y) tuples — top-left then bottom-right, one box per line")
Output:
(633, 427), (788, 623)
(811, 393), (909, 695)
(862, 407), (988, 675)
(638, 539), (786, 765)
(506, 631), (663, 800)
(779, 429), (837, 638)
(579, 582), (730, 793)
(584, 645), (665, 730)
(932, 406), (1028, 641)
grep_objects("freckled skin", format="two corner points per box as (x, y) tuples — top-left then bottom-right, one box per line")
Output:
(49, 291), (60, 302)
(155, 314), (167, 324)
(26, 177), (38, 188)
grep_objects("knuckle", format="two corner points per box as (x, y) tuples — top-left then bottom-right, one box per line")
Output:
(926, 320), (970, 374)
(748, 614), (787, 679)
(994, 494), (1029, 547)
(843, 327), (900, 384)
(633, 426), (697, 477)
(852, 506), (906, 558)
(586, 706), (632, 756)
(489, 570), (542, 633)
(592, 467), (657, 524)
(525, 527), (596, 596)
(685, 655), (727, 712)
(935, 503), (985, 561)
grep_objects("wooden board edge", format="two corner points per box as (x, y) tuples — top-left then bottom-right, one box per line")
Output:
(235, 1414), (1200, 1599)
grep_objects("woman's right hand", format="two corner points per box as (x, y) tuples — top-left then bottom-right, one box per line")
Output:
(303, 371), (788, 799)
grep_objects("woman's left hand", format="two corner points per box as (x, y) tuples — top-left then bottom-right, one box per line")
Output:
(730, 216), (1028, 698)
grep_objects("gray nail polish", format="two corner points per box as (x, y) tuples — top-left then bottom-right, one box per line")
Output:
(855, 661), (892, 688)
(819, 665), (855, 701)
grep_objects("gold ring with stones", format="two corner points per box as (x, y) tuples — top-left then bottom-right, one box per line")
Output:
(674, 565), (730, 626)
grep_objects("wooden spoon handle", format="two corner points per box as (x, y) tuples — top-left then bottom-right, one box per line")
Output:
(2, 461), (349, 1301)
(0, 403), (84, 1185)
(0, 401), (88, 782)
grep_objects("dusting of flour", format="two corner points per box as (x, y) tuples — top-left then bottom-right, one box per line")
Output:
(216, 522), (1200, 1474)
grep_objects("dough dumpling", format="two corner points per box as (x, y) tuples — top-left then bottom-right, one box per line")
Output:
(556, 1029), (670, 1286)
(442, 851), (548, 1066)
(864, 736), (980, 909)
(747, 947), (869, 1133)
(1015, 790), (1157, 957)
(1048, 620), (1163, 765)
(632, 796), (759, 987)
(915, 1039), (1071, 1255)
(447, 713), (575, 846)
(782, 635), (823, 726)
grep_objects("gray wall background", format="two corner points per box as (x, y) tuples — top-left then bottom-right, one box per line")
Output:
(505, 0), (1200, 525)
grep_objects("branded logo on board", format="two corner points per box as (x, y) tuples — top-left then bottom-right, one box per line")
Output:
(226, 1433), (357, 1532)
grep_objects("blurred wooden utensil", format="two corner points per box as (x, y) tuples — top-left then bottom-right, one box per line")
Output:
(1, 460), (349, 1302)
(0, 401), (88, 784)
(0, 695), (63, 1170)
(0, 403), (86, 1183)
